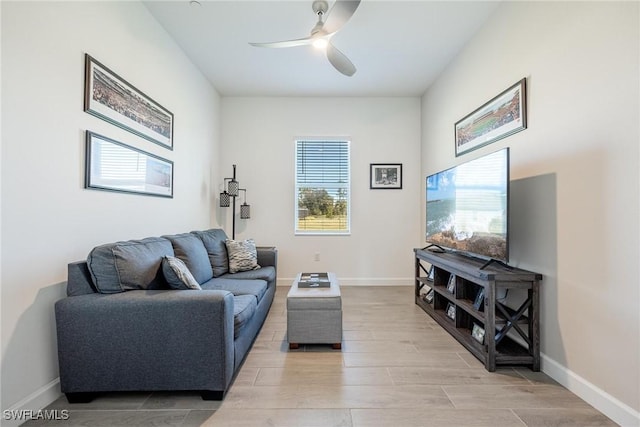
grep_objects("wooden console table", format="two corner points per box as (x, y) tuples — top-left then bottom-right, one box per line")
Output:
(414, 248), (542, 371)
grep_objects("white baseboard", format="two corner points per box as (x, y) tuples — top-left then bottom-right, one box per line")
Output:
(277, 277), (413, 287)
(2, 378), (62, 427)
(542, 354), (640, 427)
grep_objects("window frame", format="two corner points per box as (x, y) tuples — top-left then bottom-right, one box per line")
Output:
(294, 138), (351, 236)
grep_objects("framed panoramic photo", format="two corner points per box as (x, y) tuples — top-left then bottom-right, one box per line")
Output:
(455, 78), (527, 156)
(85, 131), (173, 198)
(84, 54), (174, 149)
(370, 163), (402, 189)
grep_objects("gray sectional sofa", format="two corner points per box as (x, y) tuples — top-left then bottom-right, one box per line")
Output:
(54, 229), (277, 402)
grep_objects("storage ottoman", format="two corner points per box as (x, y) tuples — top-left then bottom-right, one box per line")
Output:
(286, 272), (342, 349)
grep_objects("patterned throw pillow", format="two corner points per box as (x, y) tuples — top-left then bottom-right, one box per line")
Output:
(162, 256), (202, 290)
(225, 238), (261, 274)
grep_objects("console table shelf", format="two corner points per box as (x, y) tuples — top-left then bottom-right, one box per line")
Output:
(414, 248), (542, 372)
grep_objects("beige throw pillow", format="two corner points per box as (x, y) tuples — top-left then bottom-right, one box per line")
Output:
(225, 238), (261, 273)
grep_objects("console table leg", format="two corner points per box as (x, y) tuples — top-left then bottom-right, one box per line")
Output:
(530, 284), (541, 371)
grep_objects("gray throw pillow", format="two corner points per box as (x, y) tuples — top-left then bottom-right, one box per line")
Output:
(225, 238), (261, 274)
(162, 233), (213, 284)
(162, 256), (202, 290)
(191, 229), (229, 277)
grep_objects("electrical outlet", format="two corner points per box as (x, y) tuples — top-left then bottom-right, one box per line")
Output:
(314, 252), (320, 262)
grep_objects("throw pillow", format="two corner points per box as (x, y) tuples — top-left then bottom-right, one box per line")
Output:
(162, 256), (202, 290)
(191, 229), (229, 277)
(162, 233), (213, 284)
(225, 238), (261, 273)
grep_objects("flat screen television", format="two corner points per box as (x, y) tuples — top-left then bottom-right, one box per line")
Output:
(426, 147), (509, 262)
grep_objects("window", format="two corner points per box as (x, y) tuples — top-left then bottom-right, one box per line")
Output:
(295, 140), (350, 235)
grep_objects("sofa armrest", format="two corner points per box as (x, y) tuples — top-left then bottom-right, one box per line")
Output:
(55, 290), (235, 394)
(256, 246), (277, 269)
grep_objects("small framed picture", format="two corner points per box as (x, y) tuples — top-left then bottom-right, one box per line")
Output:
(427, 265), (435, 281)
(446, 275), (456, 294)
(370, 163), (402, 189)
(446, 303), (456, 320)
(424, 289), (434, 303)
(473, 288), (485, 311)
(472, 323), (485, 344)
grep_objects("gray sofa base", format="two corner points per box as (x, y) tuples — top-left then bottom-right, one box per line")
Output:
(66, 389), (225, 403)
(62, 285), (275, 404)
(65, 392), (98, 404)
(57, 284), (274, 403)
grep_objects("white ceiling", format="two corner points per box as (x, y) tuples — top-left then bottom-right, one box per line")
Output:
(143, 1), (500, 97)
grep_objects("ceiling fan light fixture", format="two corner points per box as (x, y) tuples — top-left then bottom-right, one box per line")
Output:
(312, 37), (329, 50)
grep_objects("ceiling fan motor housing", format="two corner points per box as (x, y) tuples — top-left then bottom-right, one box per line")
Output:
(312, 0), (329, 15)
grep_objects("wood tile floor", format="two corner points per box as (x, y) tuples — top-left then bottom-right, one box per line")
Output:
(28, 286), (616, 426)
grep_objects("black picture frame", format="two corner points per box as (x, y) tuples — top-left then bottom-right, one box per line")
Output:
(473, 288), (485, 311)
(85, 131), (173, 198)
(472, 323), (486, 344)
(446, 303), (456, 320)
(424, 289), (434, 303)
(370, 163), (402, 189)
(427, 265), (435, 281)
(455, 78), (527, 156)
(84, 54), (174, 150)
(446, 274), (456, 294)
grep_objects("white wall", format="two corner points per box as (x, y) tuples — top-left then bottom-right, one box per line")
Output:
(1, 0), (220, 418)
(421, 2), (639, 425)
(220, 97), (422, 284)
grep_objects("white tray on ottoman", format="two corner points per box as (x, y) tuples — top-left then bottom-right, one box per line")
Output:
(287, 272), (342, 350)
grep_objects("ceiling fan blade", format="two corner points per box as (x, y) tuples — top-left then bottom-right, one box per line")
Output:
(249, 36), (313, 49)
(326, 42), (356, 76)
(322, 0), (361, 35)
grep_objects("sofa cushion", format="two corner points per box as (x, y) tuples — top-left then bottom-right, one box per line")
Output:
(163, 233), (213, 284)
(233, 294), (257, 338)
(162, 256), (202, 290)
(191, 229), (229, 277)
(201, 278), (268, 303)
(223, 266), (276, 284)
(87, 237), (174, 293)
(225, 238), (260, 273)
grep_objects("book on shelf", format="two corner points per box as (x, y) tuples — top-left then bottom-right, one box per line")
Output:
(298, 272), (330, 288)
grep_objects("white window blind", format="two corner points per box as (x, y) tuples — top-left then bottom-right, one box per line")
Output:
(295, 140), (350, 234)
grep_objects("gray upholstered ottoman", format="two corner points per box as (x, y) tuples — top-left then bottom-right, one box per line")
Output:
(287, 272), (342, 350)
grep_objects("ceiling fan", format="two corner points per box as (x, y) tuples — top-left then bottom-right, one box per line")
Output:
(249, 0), (361, 77)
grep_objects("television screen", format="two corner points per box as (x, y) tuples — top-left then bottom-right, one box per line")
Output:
(426, 148), (509, 262)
